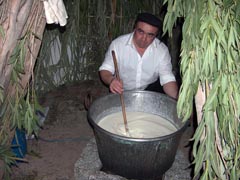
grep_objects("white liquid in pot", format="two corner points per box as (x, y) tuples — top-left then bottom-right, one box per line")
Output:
(98, 111), (177, 138)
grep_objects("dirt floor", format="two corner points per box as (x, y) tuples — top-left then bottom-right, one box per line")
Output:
(10, 80), (194, 180)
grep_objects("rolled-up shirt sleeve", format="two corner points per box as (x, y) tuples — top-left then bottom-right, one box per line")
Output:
(158, 46), (176, 85)
(99, 43), (115, 74)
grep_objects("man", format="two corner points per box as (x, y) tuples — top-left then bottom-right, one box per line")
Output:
(99, 12), (178, 100)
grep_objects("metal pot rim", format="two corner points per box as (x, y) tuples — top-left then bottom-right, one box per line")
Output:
(88, 90), (189, 142)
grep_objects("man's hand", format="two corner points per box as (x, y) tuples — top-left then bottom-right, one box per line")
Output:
(110, 78), (123, 94)
(100, 70), (123, 94)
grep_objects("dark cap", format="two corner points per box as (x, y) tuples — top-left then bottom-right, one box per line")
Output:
(135, 12), (161, 29)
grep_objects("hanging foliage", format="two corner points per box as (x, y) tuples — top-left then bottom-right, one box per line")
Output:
(0, 0), (46, 178)
(163, 0), (240, 179)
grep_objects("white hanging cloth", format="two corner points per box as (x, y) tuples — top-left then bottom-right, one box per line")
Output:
(43, 0), (68, 26)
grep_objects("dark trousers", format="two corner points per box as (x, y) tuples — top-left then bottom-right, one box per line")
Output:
(145, 79), (164, 93)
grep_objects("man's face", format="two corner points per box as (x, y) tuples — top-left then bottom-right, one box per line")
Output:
(133, 21), (158, 49)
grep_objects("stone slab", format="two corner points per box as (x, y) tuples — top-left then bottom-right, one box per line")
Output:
(74, 138), (192, 180)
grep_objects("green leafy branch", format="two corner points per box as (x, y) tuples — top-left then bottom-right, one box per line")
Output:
(163, 0), (240, 179)
(0, 32), (43, 179)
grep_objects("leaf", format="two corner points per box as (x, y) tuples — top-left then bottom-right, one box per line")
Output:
(194, 139), (206, 176)
(217, 44), (222, 71)
(228, 121), (235, 145)
(221, 74), (227, 94)
(0, 25), (5, 37)
(227, 25), (234, 50)
(211, 18), (222, 38)
(210, 152), (221, 178)
(192, 119), (206, 156)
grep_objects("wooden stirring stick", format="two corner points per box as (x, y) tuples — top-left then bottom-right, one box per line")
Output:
(111, 50), (129, 134)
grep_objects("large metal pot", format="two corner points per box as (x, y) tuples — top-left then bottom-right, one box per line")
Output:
(88, 91), (189, 180)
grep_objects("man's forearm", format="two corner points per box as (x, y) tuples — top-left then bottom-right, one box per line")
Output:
(163, 81), (179, 100)
(100, 70), (115, 86)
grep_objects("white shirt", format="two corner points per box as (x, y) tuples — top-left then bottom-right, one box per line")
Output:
(99, 32), (176, 90)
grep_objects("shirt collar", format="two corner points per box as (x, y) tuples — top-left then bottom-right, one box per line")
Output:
(126, 32), (134, 47)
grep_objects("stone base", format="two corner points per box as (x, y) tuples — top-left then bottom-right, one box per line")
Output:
(74, 138), (192, 180)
